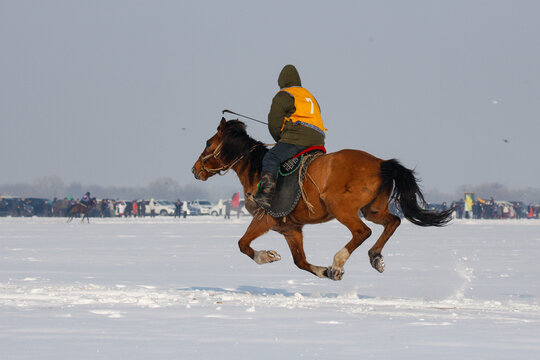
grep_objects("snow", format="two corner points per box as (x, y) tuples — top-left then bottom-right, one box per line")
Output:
(1, 216), (539, 359)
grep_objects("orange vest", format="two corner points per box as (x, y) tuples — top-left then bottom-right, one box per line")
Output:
(279, 87), (326, 135)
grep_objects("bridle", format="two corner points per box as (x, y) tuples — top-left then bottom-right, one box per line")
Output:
(196, 141), (245, 177)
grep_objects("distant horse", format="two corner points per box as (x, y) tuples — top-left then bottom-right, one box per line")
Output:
(66, 198), (97, 223)
(192, 118), (452, 280)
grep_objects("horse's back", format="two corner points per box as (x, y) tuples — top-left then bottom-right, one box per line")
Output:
(313, 149), (383, 174)
(308, 149), (384, 195)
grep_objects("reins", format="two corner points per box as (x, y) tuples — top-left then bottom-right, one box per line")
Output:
(199, 141), (259, 176)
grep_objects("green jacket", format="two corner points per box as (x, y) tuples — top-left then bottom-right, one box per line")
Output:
(267, 65), (325, 147)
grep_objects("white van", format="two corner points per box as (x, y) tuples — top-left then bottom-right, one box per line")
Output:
(145, 200), (176, 216)
(189, 199), (213, 215)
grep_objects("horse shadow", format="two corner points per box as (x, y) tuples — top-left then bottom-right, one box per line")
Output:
(182, 285), (373, 299)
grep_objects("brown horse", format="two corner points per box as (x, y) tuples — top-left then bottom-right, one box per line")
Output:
(66, 198), (97, 223)
(192, 118), (452, 280)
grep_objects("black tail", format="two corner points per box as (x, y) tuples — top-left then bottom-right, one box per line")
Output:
(380, 159), (452, 227)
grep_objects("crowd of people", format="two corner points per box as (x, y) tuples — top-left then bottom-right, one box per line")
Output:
(450, 199), (540, 220)
(0, 193), (187, 218)
(2, 192), (539, 220)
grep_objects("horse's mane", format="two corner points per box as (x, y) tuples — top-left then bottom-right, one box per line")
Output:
(220, 120), (268, 182)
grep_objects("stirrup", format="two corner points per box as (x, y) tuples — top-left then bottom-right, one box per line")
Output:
(254, 194), (272, 209)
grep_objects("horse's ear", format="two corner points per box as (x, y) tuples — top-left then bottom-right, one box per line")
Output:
(218, 117), (227, 132)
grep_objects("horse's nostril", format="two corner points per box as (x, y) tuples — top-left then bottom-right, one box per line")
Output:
(191, 167), (196, 174)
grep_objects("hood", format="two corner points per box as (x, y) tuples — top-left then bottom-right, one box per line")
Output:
(278, 64), (301, 89)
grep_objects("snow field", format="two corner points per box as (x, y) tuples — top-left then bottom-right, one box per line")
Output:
(1, 217), (539, 359)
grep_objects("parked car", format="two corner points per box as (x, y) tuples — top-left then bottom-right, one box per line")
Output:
(144, 200), (176, 216)
(210, 199), (225, 216)
(187, 202), (201, 215)
(189, 199), (213, 215)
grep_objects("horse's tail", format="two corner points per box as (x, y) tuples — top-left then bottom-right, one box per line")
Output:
(380, 159), (452, 227)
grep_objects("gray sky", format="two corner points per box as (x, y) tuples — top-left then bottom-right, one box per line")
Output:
(1, 1), (539, 193)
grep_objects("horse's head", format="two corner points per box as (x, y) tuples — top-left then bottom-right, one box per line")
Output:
(192, 118), (229, 181)
(192, 117), (267, 182)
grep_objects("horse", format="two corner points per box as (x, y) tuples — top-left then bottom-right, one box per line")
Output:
(192, 118), (453, 280)
(66, 198), (97, 223)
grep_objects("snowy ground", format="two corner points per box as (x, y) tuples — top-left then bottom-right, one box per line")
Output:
(1, 216), (539, 359)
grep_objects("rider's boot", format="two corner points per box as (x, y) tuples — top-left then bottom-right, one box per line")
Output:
(253, 172), (277, 209)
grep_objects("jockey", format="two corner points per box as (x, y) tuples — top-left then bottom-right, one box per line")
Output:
(81, 192), (91, 206)
(253, 64), (326, 209)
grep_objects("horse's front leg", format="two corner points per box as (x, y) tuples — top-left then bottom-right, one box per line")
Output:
(238, 216), (280, 264)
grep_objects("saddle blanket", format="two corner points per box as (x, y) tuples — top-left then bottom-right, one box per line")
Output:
(263, 147), (325, 218)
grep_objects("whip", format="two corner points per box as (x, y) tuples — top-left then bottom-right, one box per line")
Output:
(222, 109), (267, 125)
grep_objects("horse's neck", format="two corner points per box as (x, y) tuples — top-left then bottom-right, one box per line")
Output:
(232, 160), (260, 195)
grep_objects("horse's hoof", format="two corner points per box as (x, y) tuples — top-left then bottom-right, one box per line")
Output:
(265, 250), (281, 262)
(254, 250), (281, 264)
(324, 266), (344, 281)
(370, 255), (385, 273)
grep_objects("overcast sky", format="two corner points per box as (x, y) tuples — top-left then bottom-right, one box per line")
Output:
(1, 1), (539, 193)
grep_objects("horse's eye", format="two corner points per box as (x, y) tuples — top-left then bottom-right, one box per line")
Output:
(206, 140), (211, 149)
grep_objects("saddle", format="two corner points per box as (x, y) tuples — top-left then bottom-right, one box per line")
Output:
(263, 146), (326, 218)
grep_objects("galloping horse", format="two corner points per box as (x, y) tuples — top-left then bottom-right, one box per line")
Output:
(192, 118), (452, 280)
(66, 198), (97, 223)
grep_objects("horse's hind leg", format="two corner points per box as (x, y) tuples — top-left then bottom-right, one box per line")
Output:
(282, 227), (328, 278)
(363, 205), (401, 273)
(327, 206), (373, 280)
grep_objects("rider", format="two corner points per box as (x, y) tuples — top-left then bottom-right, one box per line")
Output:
(253, 64), (326, 209)
(81, 192), (91, 206)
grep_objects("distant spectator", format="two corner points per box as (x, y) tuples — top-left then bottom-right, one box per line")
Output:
(149, 198), (156, 218)
(109, 200), (115, 217)
(139, 200), (145, 218)
(132, 200), (138, 217)
(515, 203), (522, 219)
(181, 201), (188, 218)
(100, 200), (108, 217)
(175, 200), (182, 218)
(61, 197), (70, 216)
(124, 201), (132, 217)
(225, 200), (231, 219)
(51, 197), (58, 216)
(43, 200), (52, 217)
(232, 192), (241, 218)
